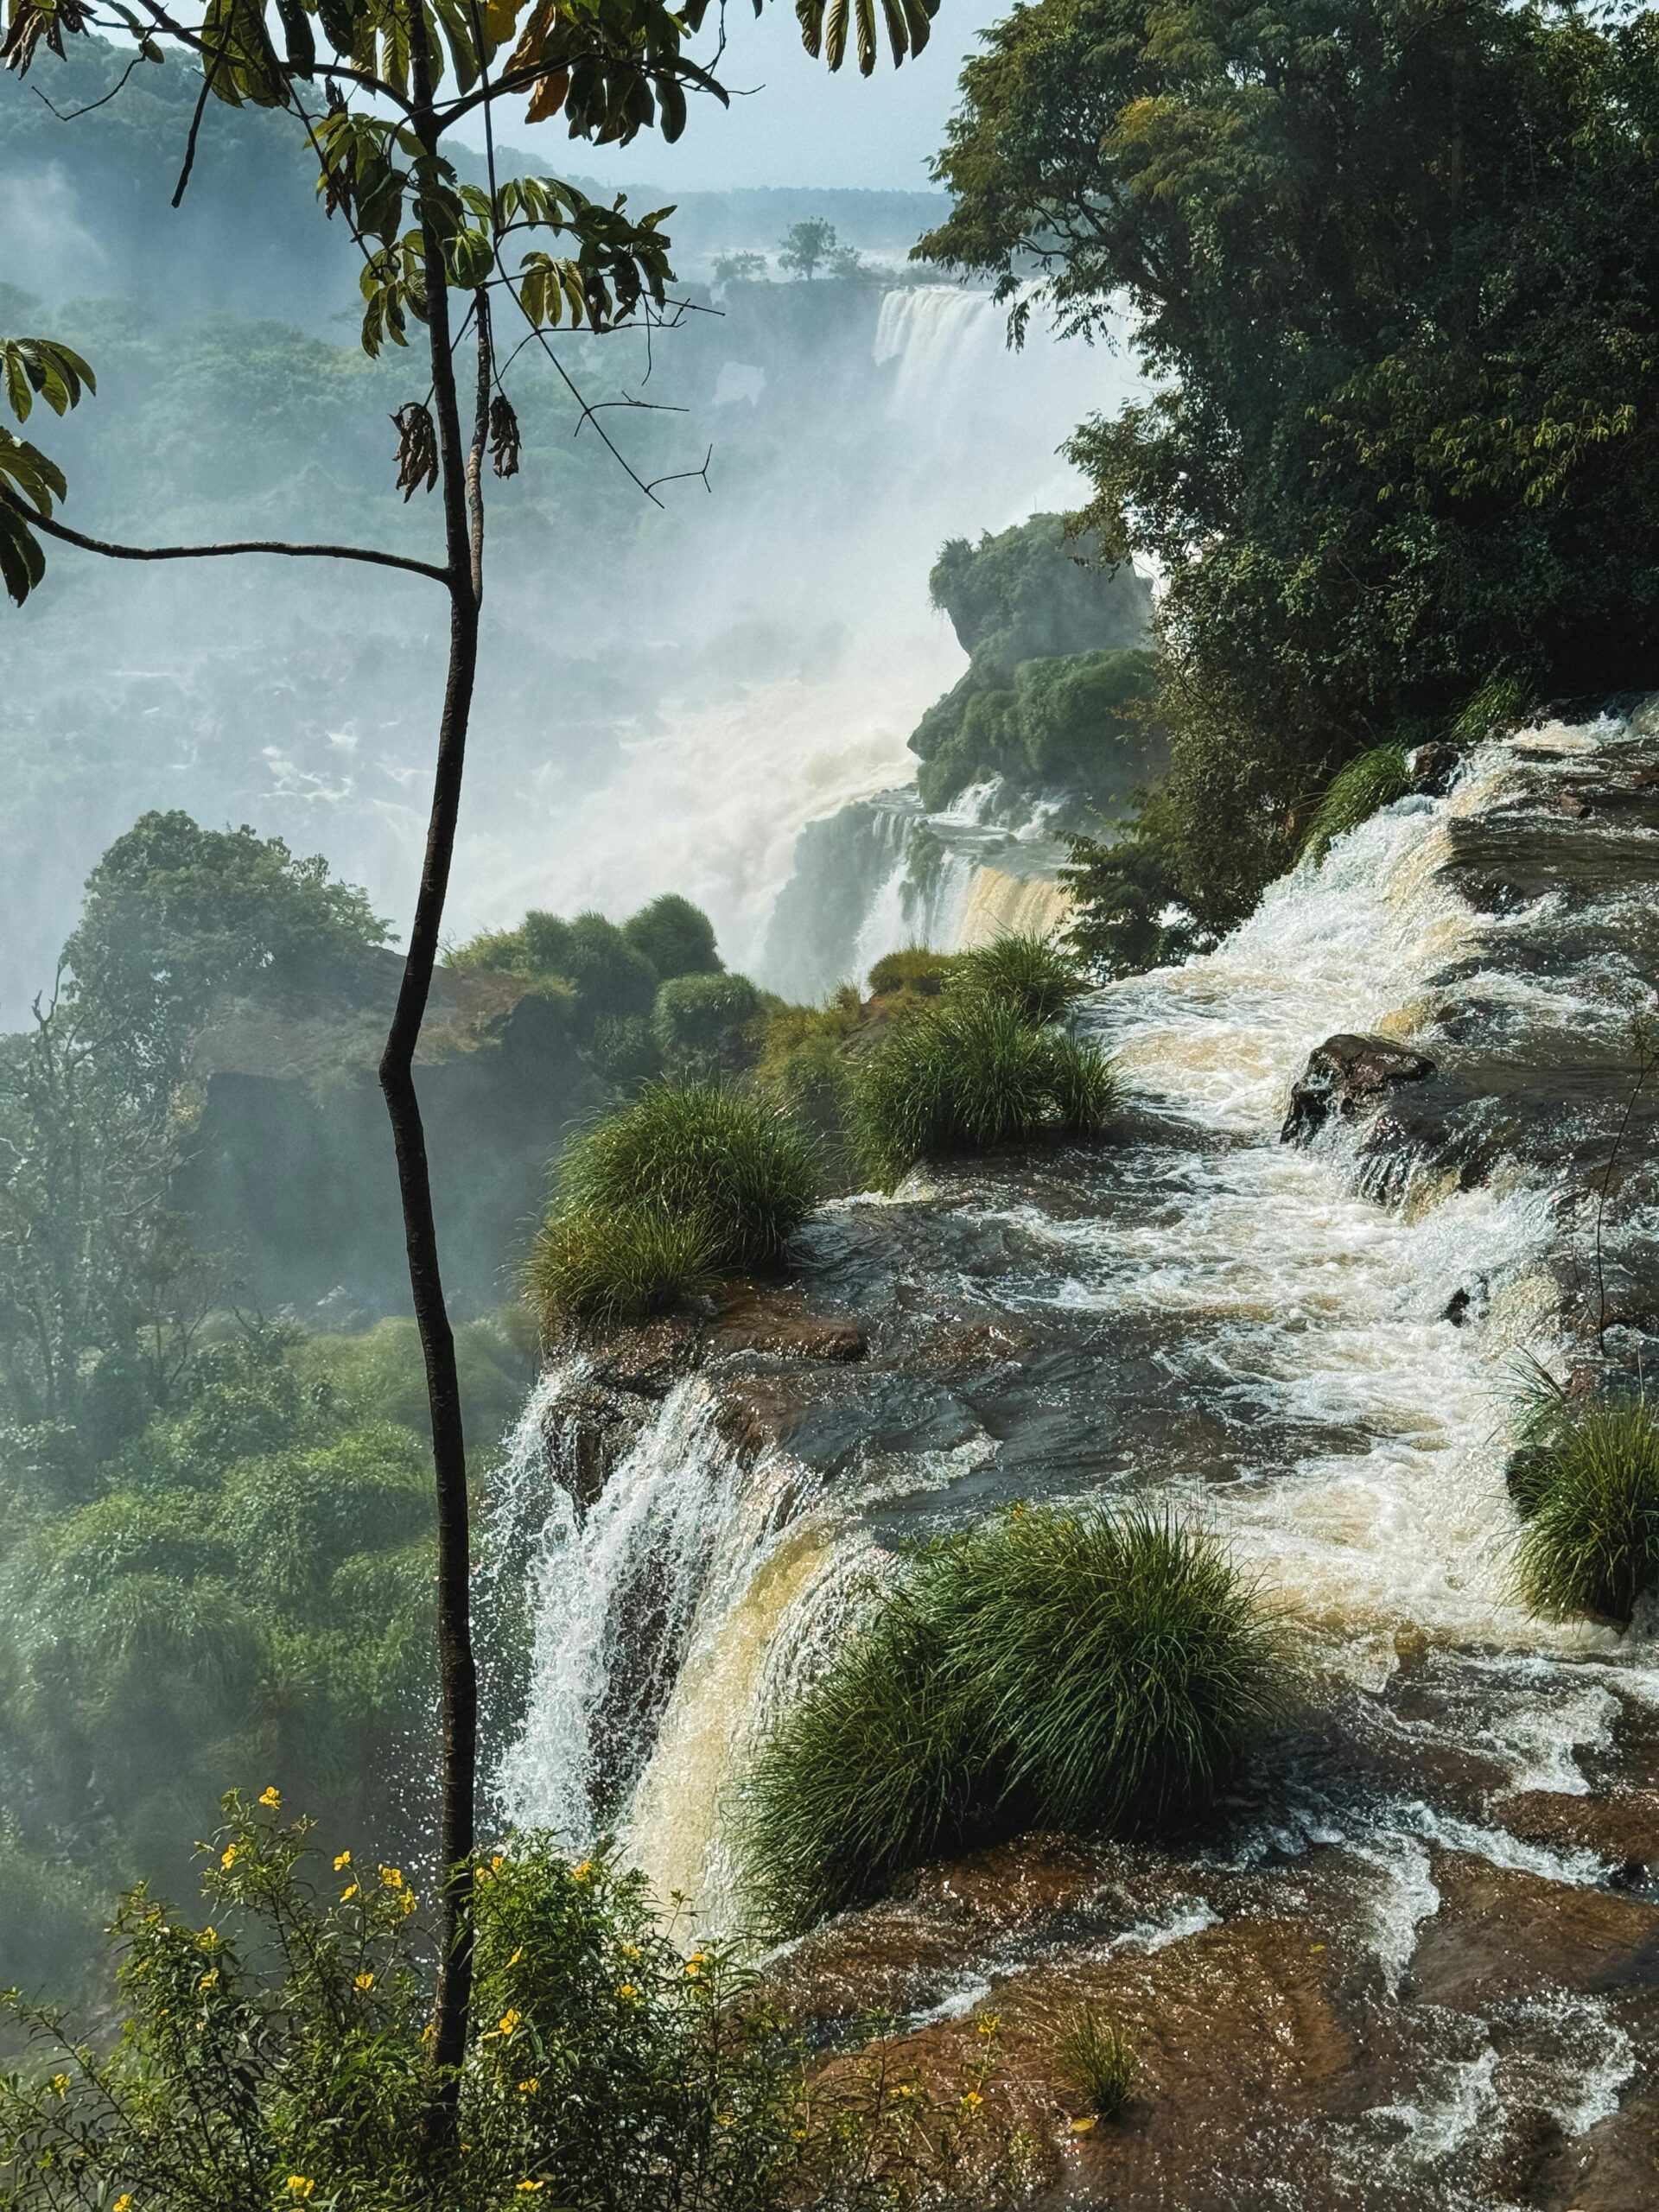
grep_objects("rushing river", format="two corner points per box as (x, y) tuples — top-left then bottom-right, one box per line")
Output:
(485, 710), (1659, 2208)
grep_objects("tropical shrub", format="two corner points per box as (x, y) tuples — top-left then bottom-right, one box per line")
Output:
(0, 1797), (1033, 2210)
(738, 1507), (1281, 1934)
(1513, 1400), (1659, 1622)
(525, 1205), (719, 1326)
(866, 946), (968, 998)
(953, 933), (1091, 1026)
(1299, 743), (1412, 867)
(849, 993), (1114, 1188)
(528, 1085), (821, 1326)
(652, 970), (765, 1080)
(623, 893), (722, 982)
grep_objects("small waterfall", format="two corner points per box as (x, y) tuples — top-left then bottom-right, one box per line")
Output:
(488, 1374), (814, 1859)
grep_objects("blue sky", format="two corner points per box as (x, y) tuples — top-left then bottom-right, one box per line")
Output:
(461, 0), (1011, 193)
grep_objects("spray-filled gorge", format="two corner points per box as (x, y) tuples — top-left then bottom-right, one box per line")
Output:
(480, 715), (1659, 2205)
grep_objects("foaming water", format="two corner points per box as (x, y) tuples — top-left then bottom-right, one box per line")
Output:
(496, 725), (1657, 2141)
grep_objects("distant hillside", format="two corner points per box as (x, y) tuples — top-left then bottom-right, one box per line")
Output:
(1, 43), (944, 324)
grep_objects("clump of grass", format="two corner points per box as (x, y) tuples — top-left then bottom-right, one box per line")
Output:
(954, 932), (1091, 1025)
(528, 1084), (820, 1328)
(737, 1507), (1282, 1935)
(524, 1207), (717, 1325)
(1514, 1401), (1659, 1622)
(556, 1082), (819, 1272)
(1055, 2005), (1138, 2121)
(867, 944), (969, 998)
(1300, 742), (1411, 866)
(849, 993), (1116, 1189)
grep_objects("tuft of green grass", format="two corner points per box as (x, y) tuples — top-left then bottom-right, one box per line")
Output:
(1055, 2005), (1138, 2121)
(867, 944), (968, 998)
(849, 992), (1115, 1189)
(1514, 1401), (1659, 1622)
(1300, 742), (1412, 866)
(954, 932), (1091, 1025)
(555, 1082), (820, 1274)
(737, 1507), (1281, 1935)
(736, 1587), (985, 1939)
(524, 1206), (718, 1326)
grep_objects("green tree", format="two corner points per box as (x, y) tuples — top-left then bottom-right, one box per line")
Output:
(921, 0), (1659, 931)
(0, 0), (941, 2135)
(64, 810), (389, 1114)
(778, 218), (838, 279)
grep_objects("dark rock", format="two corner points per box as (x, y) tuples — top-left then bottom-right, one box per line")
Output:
(1281, 1033), (1439, 1145)
(1408, 741), (1462, 797)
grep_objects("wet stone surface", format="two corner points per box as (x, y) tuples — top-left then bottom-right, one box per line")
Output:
(500, 707), (1659, 2208)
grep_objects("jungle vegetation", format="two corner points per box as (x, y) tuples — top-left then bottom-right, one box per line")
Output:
(922, 0), (1659, 949)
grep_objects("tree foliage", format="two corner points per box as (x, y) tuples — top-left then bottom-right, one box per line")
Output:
(64, 810), (390, 1111)
(912, 513), (1155, 805)
(922, 0), (1659, 930)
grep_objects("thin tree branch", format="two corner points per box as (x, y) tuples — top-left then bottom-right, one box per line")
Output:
(30, 51), (146, 119)
(4, 494), (449, 585)
(170, 32), (227, 206)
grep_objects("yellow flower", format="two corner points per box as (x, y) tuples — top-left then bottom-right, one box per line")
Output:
(615, 1983), (638, 2002)
(516, 2184), (543, 2195)
(49, 2074), (69, 2094)
(197, 1971), (219, 1992)
(491, 1853), (505, 1873)
(517, 2078), (539, 2095)
(258, 1786), (281, 1811)
(620, 1943), (641, 1961)
(683, 1955), (706, 1979)
(113, 2197), (133, 2211)
(498, 2009), (521, 2037)
(507, 1947), (524, 1967)
(285, 2182), (315, 2200)
(976, 2013), (1001, 2037)
(379, 1866), (404, 1891)
(959, 2090), (983, 2112)
(220, 1845), (238, 1869)
(340, 1883), (359, 1902)
(333, 1850), (352, 1872)
(570, 1859), (592, 1883)
(715, 2113), (735, 2128)
(354, 1973), (374, 1992)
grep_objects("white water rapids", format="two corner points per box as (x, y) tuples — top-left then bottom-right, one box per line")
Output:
(486, 720), (1659, 2195)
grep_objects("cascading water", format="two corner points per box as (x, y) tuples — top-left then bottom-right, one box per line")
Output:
(487, 712), (1659, 2200)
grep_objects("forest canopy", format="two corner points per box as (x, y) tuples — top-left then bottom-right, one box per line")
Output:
(923, 0), (1659, 930)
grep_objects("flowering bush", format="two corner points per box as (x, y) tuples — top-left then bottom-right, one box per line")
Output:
(0, 1794), (1035, 2210)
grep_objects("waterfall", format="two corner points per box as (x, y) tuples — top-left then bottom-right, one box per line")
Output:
(488, 1373), (814, 1858)
(493, 712), (1659, 2105)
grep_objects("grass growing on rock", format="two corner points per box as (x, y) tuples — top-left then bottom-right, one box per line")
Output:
(954, 931), (1091, 1025)
(1513, 1400), (1659, 1622)
(849, 991), (1115, 1189)
(1055, 2006), (1138, 2121)
(738, 1507), (1281, 1935)
(1299, 742), (1412, 866)
(529, 1084), (820, 1327)
(525, 1207), (718, 1325)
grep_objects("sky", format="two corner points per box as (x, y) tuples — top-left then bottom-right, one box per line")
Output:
(457, 0), (1011, 193)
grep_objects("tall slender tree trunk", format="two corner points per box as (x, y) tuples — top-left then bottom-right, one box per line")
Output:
(379, 42), (490, 2149)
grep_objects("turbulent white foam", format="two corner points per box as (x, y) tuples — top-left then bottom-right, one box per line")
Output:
(493, 1377), (797, 1847)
